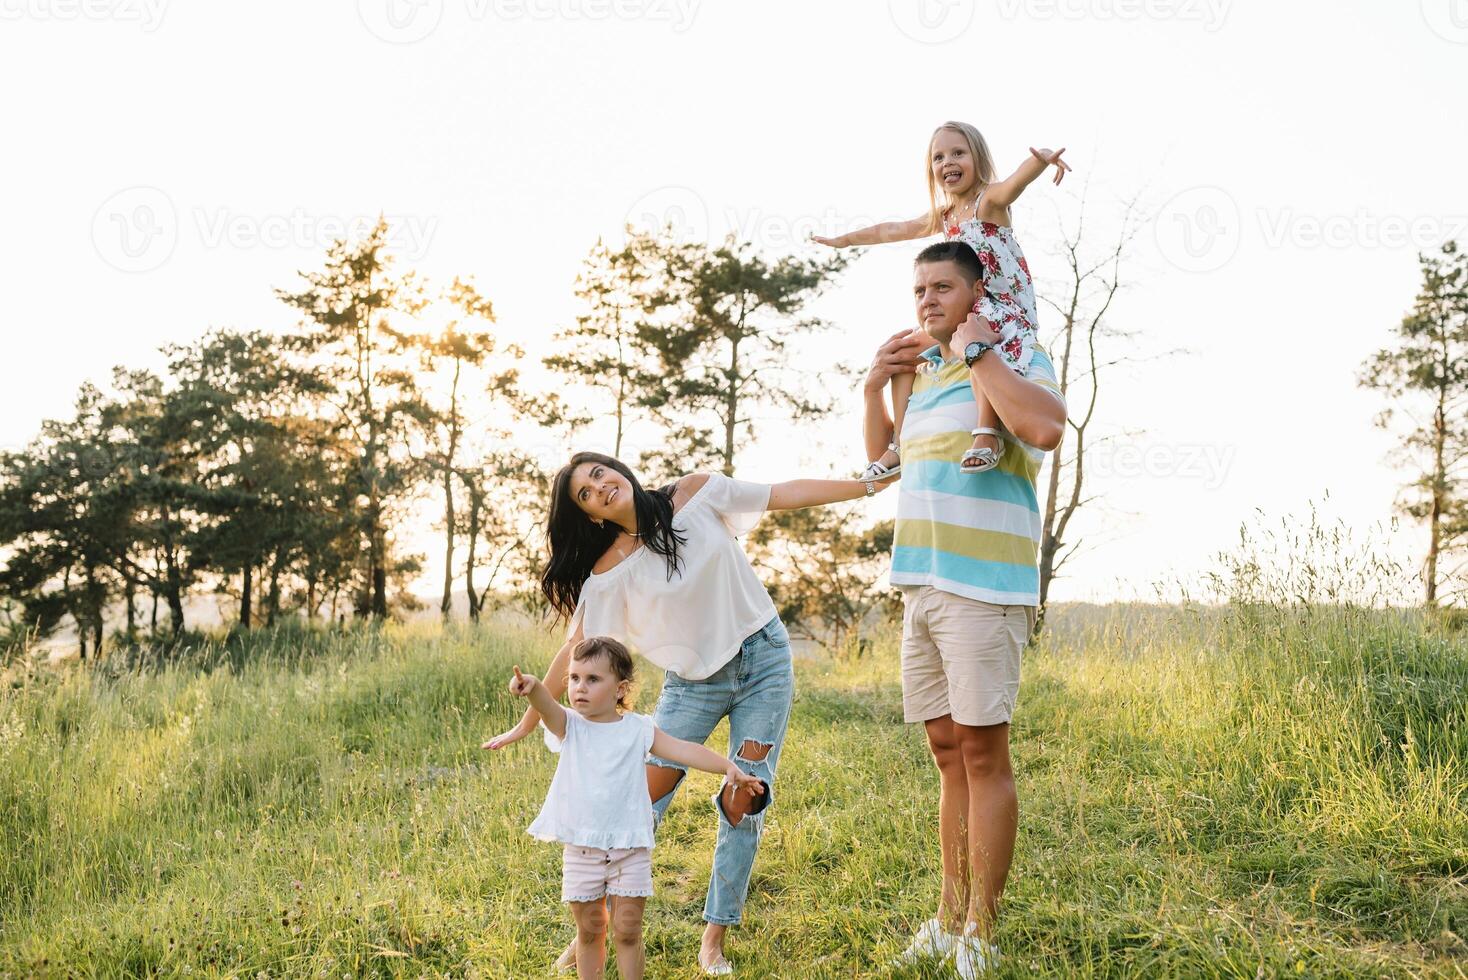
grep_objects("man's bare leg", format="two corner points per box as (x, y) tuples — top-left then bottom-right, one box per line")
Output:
(924, 715), (972, 934)
(954, 721), (1018, 938)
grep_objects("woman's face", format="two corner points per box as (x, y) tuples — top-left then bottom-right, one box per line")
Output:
(568, 460), (636, 525)
(931, 129), (977, 198)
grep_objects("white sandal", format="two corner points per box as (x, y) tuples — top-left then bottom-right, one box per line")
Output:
(960, 427), (1006, 474)
(858, 441), (902, 482)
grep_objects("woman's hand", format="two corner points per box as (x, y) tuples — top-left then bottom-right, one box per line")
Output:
(1029, 146), (1072, 185)
(810, 233), (846, 249)
(481, 714), (536, 750)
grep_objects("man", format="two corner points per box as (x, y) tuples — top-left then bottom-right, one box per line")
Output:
(863, 240), (1066, 977)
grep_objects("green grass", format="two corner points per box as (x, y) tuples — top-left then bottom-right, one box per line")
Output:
(1, 600), (1465, 978)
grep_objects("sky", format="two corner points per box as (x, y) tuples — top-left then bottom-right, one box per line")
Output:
(2, 0), (1465, 605)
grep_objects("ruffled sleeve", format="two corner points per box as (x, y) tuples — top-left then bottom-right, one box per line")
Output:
(696, 472), (771, 537)
(568, 577), (631, 645)
(542, 704), (582, 755)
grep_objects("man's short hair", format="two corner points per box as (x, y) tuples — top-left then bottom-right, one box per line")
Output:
(914, 240), (983, 284)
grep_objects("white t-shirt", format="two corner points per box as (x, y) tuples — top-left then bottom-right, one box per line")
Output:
(570, 473), (776, 681)
(527, 709), (658, 849)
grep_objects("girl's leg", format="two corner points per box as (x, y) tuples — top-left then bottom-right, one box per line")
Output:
(608, 896), (646, 980)
(701, 618), (796, 965)
(883, 371), (916, 469)
(968, 390), (1002, 459)
(569, 900), (607, 979)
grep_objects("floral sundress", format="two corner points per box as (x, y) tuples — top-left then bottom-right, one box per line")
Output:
(945, 201), (1038, 376)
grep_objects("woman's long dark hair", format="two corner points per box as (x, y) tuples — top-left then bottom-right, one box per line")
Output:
(541, 451), (687, 622)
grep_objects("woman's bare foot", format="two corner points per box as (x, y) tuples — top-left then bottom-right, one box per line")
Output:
(556, 938), (576, 973)
(700, 923), (733, 975)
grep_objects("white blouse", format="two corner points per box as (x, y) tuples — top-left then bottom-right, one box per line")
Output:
(570, 473), (776, 681)
(527, 710), (657, 849)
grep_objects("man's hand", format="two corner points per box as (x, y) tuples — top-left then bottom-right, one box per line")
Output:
(810, 233), (847, 249)
(864, 329), (927, 393)
(953, 312), (1001, 356)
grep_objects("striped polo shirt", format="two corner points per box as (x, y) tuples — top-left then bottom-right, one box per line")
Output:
(891, 344), (1065, 607)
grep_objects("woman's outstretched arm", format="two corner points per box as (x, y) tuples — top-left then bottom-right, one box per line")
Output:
(481, 618), (583, 750)
(767, 477), (889, 510)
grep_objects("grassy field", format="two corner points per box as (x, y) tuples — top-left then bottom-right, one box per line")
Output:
(1, 595), (1465, 978)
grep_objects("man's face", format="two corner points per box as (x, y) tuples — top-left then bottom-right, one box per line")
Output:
(912, 260), (978, 345)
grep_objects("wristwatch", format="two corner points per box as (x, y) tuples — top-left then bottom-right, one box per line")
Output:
(963, 340), (993, 368)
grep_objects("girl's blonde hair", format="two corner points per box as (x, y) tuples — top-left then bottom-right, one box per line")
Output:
(924, 121), (997, 236)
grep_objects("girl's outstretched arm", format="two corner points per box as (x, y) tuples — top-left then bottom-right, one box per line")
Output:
(650, 729), (766, 798)
(506, 666), (569, 739)
(982, 147), (1073, 210)
(812, 213), (931, 248)
(482, 621), (582, 750)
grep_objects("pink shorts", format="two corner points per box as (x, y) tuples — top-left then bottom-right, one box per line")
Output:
(561, 844), (654, 903)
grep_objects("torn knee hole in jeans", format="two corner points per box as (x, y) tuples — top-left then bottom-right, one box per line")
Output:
(736, 739), (773, 763)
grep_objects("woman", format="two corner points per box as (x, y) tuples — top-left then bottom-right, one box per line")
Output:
(486, 451), (889, 975)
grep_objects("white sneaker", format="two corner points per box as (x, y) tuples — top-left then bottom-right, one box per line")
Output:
(953, 929), (1001, 979)
(891, 918), (957, 965)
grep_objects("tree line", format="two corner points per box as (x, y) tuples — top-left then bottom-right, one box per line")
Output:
(0, 219), (870, 657)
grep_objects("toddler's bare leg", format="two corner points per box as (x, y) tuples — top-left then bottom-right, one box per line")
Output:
(569, 900), (607, 979)
(609, 896), (646, 980)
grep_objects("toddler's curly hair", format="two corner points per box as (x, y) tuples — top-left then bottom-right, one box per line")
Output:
(572, 636), (635, 710)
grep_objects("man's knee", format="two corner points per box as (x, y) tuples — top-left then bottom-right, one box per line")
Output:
(956, 723), (1013, 781)
(925, 717), (965, 771)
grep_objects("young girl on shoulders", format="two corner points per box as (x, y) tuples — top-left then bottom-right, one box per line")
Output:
(503, 636), (764, 979)
(815, 121), (1070, 477)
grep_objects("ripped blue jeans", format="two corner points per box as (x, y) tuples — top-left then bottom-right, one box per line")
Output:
(648, 615), (794, 926)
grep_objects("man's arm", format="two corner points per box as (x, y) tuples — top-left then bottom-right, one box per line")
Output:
(953, 316), (1066, 451)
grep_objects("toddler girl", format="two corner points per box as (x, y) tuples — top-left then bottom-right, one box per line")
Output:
(505, 636), (764, 979)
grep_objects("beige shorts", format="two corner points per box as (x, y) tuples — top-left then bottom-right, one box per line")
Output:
(561, 844), (653, 903)
(900, 585), (1034, 727)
